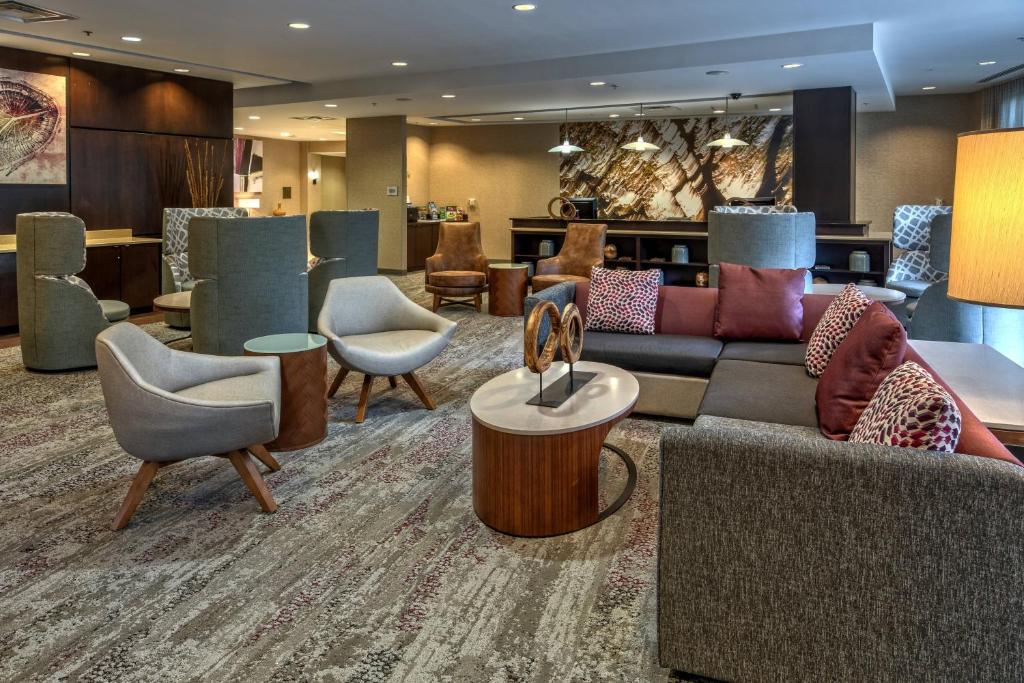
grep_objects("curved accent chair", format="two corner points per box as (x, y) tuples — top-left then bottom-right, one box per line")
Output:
(189, 215), (309, 355)
(909, 214), (1024, 366)
(532, 222), (607, 293)
(424, 221), (489, 312)
(308, 209), (380, 331)
(96, 322), (283, 530)
(318, 276), (457, 423)
(161, 207), (248, 328)
(886, 204), (951, 320)
(16, 212), (130, 371)
(707, 210), (816, 289)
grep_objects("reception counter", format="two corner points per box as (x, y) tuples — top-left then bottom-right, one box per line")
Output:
(510, 217), (890, 288)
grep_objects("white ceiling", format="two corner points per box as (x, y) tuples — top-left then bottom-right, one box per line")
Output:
(0, 0), (1020, 140)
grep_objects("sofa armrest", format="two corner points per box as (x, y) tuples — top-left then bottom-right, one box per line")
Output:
(523, 281), (576, 353)
(659, 416), (1024, 682)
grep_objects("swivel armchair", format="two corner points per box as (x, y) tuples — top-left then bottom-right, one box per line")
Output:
(531, 222), (607, 293)
(424, 221), (489, 312)
(886, 204), (951, 321)
(308, 210), (379, 331)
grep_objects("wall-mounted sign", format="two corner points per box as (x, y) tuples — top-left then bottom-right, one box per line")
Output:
(0, 67), (66, 185)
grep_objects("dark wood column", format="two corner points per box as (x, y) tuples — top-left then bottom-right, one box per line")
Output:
(793, 86), (857, 222)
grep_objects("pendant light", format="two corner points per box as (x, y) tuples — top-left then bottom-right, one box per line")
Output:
(706, 94), (749, 149)
(548, 109), (584, 154)
(620, 103), (660, 152)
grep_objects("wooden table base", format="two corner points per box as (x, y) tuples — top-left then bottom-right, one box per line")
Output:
(471, 416), (635, 537)
(246, 345), (328, 452)
(488, 266), (529, 317)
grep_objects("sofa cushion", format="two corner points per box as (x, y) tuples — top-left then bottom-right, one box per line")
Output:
(714, 262), (805, 341)
(699, 359), (820, 428)
(816, 302), (907, 440)
(428, 270), (485, 288)
(805, 283), (872, 377)
(581, 332), (722, 377)
(850, 361), (961, 452)
(719, 341), (807, 366)
(585, 266), (660, 335)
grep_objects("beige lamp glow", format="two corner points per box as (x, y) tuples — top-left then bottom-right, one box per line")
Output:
(948, 127), (1024, 308)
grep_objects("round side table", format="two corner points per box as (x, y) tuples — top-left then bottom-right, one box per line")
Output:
(810, 283), (906, 304)
(488, 263), (530, 317)
(153, 290), (192, 329)
(244, 333), (328, 452)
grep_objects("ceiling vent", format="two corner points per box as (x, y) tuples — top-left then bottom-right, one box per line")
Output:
(0, 1), (77, 23)
(290, 115), (337, 122)
(979, 63), (1024, 84)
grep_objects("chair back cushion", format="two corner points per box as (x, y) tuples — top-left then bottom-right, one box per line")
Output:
(714, 263), (806, 341)
(433, 222), (486, 272)
(892, 204), (950, 250)
(557, 223), (607, 277)
(707, 212), (816, 286)
(162, 207), (248, 291)
(310, 210), (379, 273)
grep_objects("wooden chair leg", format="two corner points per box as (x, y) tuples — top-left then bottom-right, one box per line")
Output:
(355, 375), (374, 423)
(388, 376), (398, 389)
(247, 444), (281, 472)
(111, 461), (160, 531)
(328, 367), (348, 398)
(403, 371), (437, 410)
(227, 450), (278, 513)
(473, 293), (482, 312)
(432, 294), (441, 312)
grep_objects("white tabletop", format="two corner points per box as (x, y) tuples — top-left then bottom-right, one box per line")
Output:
(153, 290), (192, 311)
(810, 283), (907, 304)
(470, 361), (639, 436)
(909, 340), (1024, 432)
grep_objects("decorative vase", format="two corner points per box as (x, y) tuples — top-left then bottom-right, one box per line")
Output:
(538, 239), (555, 257)
(604, 244), (618, 259)
(272, 203), (286, 217)
(695, 271), (709, 287)
(671, 244), (690, 264)
(848, 250), (870, 273)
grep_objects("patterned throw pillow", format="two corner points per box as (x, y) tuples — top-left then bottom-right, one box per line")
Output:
(585, 267), (660, 335)
(850, 361), (962, 452)
(805, 283), (871, 377)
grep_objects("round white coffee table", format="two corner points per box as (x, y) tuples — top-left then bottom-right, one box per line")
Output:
(811, 283), (907, 304)
(470, 361), (639, 537)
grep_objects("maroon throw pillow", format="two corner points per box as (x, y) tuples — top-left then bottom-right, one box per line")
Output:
(816, 302), (907, 440)
(713, 262), (805, 340)
(585, 266), (660, 334)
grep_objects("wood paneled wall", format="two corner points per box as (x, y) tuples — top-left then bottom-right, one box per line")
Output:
(794, 86), (857, 222)
(0, 45), (233, 235)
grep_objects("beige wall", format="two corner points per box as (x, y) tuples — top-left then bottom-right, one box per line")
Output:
(856, 93), (981, 234)
(428, 123), (560, 260)
(347, 116), (407, 270)
(407, 125), (432, 206)
(320, 156), (347, 209)
(236, 136), (302, 217)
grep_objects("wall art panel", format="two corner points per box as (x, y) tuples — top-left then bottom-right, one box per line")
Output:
(0, 67), (66, 184)
(233, 137), (263, 193)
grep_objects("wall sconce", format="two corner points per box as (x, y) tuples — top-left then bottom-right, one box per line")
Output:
(236, 196), (261, 210)
(308, 169), (320, 185)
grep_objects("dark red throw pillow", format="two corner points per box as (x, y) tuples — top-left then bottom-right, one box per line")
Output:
(713, 262), (805, 340)
(816, 302), (907, 440)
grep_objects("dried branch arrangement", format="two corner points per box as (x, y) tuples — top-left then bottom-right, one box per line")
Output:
(184, 139), (227, 208)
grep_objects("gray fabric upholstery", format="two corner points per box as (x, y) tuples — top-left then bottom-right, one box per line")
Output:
(659, 415), (1024, 682)
(16, 213), (118, 371)
(718, 341), (807, 365)
(928, 212), (952, 272)
(581, 332), (722, 377)
(318, 276), (456, 377)
(95, 323), (280, 462)
(161, 207), (248, 295)
(307, 210), (379, 332)
(707, 211), (816, 288)
(189, 215), (309, 356)
(524, 281), (576, 355)
(100, 299), (131, 322)
(698, 359), (819, 427)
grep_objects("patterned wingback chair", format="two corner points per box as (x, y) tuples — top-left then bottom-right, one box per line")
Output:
(713, 205), (800, 214)
(162, 207), (248, 294)
(16, 212), (130, 371)
(307, 210), (379, 331)
(886, 205), (951, 295)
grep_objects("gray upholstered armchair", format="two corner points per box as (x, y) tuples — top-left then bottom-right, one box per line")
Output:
(96, 322), (282, 530)
(707, 210), (816, 289)
(16, 212), (130, 371)
(161, 207), (248, 328)
(318, 276), (456, 422)
(307, 210), (379, 331)
(189, 215), (309, 355)
(886, 204), (951, 320)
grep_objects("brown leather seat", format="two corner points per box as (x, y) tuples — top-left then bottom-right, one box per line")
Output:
(534, 222), (607, 292)
(425, 222), (489, 311)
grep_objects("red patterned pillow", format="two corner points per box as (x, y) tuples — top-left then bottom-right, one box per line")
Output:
(805, 283), (871, 377)
(850, 361), (962, 452)
(584, 267), (660, 334)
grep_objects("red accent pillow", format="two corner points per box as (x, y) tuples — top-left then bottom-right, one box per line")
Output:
(584, 266), (660, 334)
(805, 283), (872, 377)
(816, 302), (907, 440)
(850, 361), (961, 452)
(713, 262), (805, 340)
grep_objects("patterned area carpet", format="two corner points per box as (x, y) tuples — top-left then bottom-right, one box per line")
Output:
(0, 274), (678, 682)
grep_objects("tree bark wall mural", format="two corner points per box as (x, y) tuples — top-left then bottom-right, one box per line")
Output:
(559, 116), (793, 220)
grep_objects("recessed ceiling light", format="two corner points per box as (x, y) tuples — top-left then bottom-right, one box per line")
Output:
(121, 36), (142, 42)
(248, 115), (261, 120)
(921, 85), (936, 91)
(513, 116), (524, 121)
(978, 60), (997, 66)
(769, 107), (782, 112)
(280, 132), (293, 137)
(234, 127), (243, 131)
(781, 63), (802, 69)
(713, 109), (726, 114)
(324, 103), (338, 108)
(513, 4), (537, 10)
(441, 94), (456, 98)
(288, 22), (310, 29)
(392, 61), (408, 67)
(609, 113), (620, 118)
(174, 68), (190, 73)
(589, 81), (606, 86)
(72, 51), (90, 57)
(471, 118), (482, 122)
(705, 70), (729, 76)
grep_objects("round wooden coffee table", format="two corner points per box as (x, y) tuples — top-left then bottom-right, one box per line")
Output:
(153, 290), (192, 329)
(488, 263), (530, 317)
(470, 361), (639, 537)
(244, 333), (328, 452)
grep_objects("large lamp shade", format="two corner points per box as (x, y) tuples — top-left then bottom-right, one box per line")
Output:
(948, 128), (1024, 308)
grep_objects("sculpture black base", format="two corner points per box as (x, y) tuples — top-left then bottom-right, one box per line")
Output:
(526, 370), (597, 408)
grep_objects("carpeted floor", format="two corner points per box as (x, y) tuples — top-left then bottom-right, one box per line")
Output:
(0, 273), (681, 682)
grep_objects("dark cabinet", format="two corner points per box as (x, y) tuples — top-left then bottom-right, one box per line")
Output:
(0, 253), (16, 328)
(120, 243), (161, 308)
(406, 221), (440, 272)
(80, 246), (122, 300)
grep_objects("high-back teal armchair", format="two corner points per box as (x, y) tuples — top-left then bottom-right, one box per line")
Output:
(307, 210), (379, 331)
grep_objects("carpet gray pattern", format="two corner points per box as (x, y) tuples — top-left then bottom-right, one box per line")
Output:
(0, 274), (678, 682)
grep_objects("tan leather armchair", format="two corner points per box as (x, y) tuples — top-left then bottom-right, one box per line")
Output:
(532, 222), (607, 292)
(425, 221), (489, 312)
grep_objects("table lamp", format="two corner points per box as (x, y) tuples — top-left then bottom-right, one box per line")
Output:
(947, 127), (1024, 308)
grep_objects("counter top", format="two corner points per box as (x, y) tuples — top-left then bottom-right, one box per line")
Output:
(0, 229), (161, 254)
